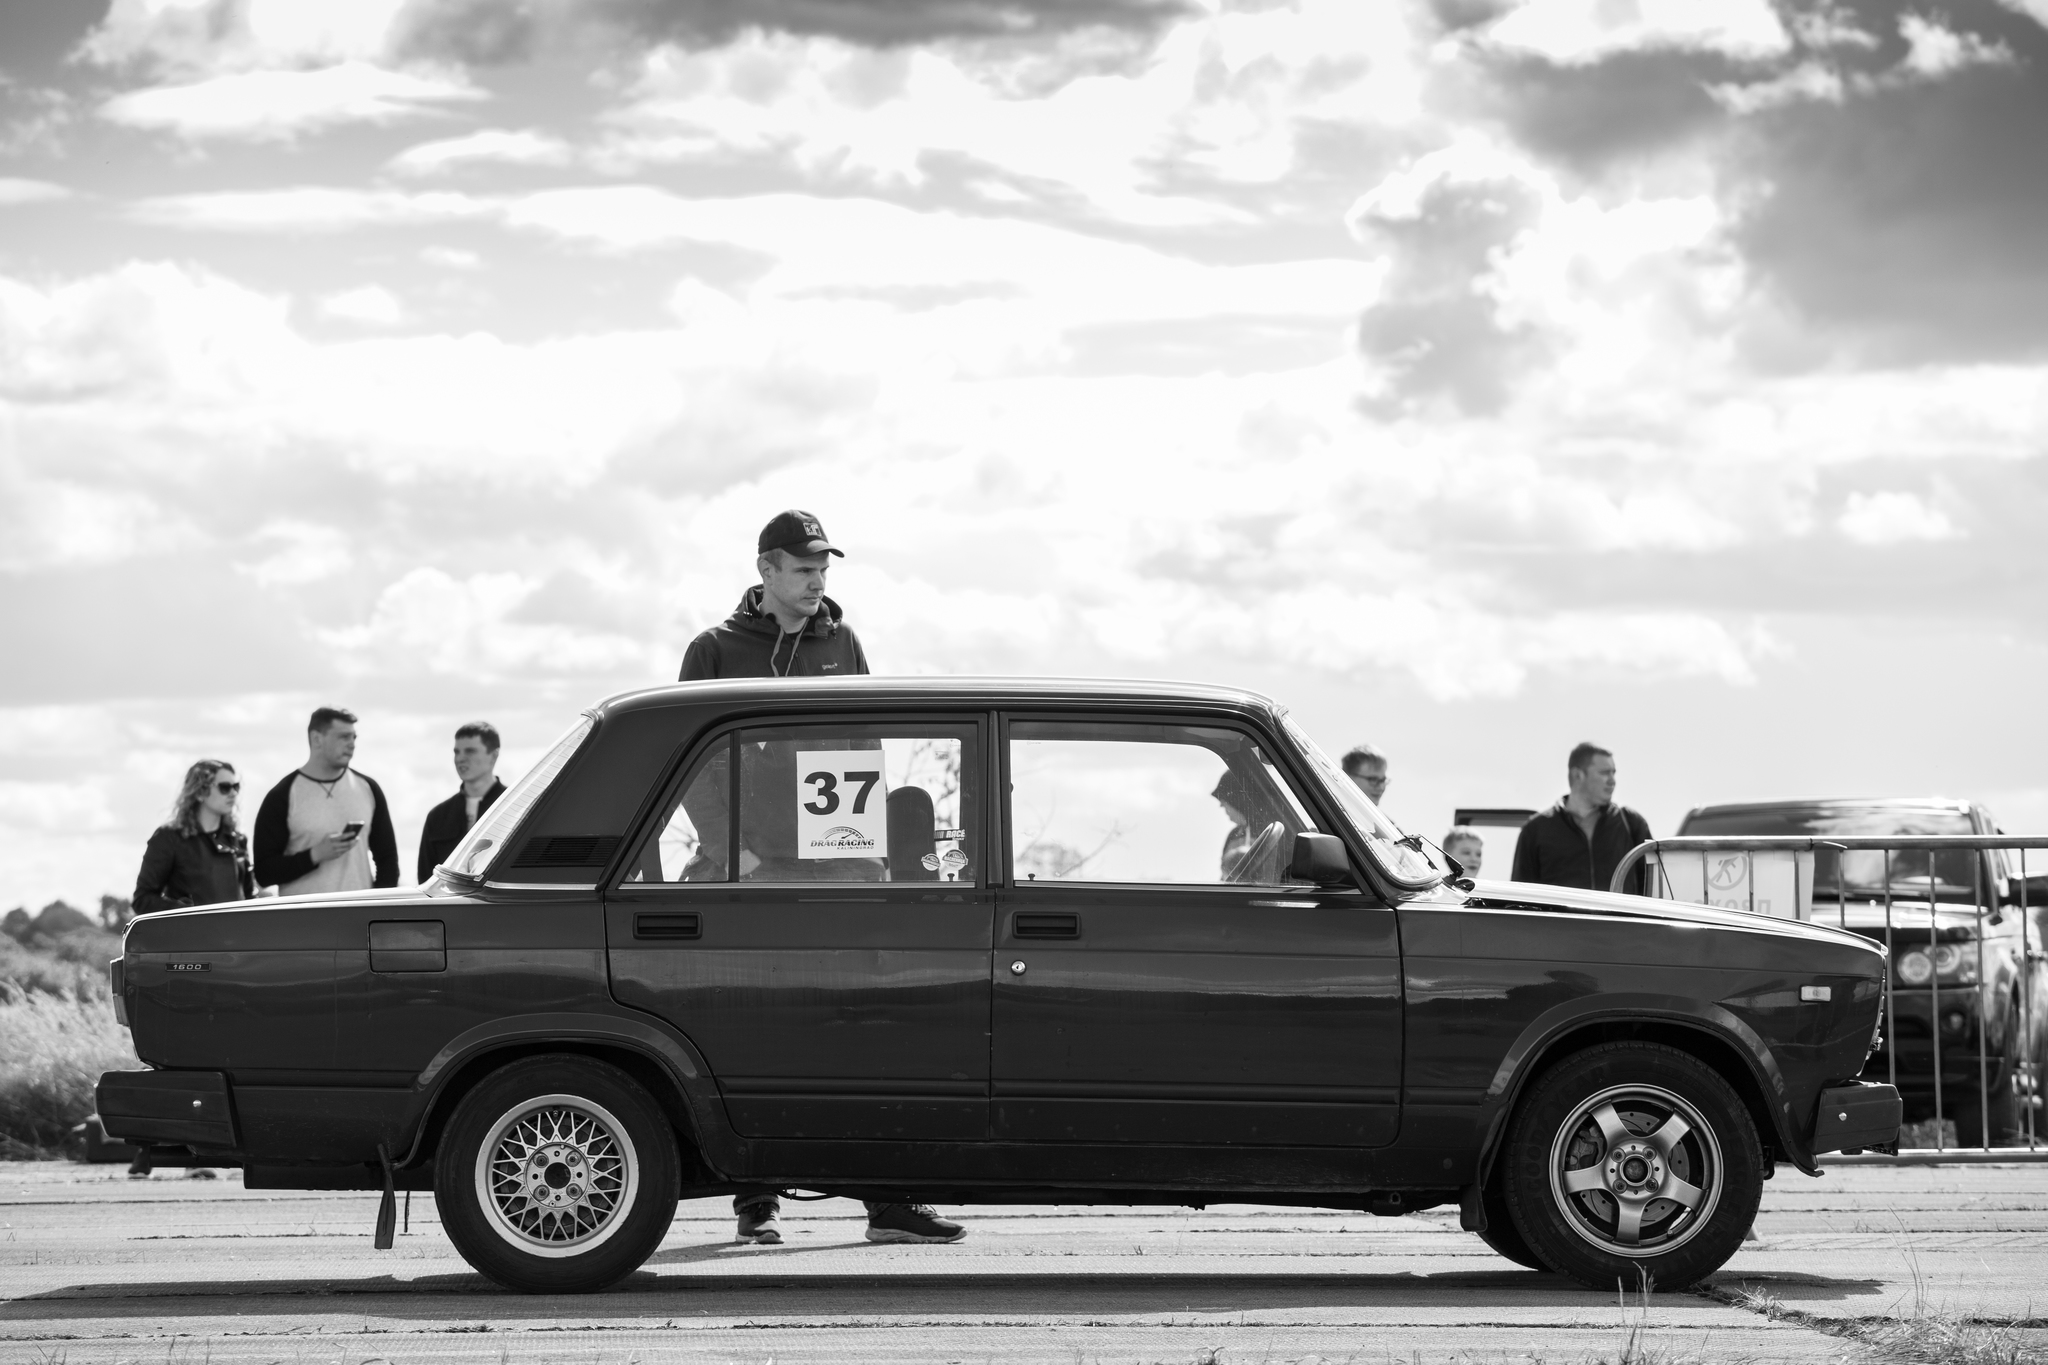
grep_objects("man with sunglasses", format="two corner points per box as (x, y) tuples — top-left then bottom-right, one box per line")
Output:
(253, 706), (399, 897)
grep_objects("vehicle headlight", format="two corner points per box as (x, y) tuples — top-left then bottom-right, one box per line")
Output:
(1896, 949), (1933, 986)
(1934, 944), (1979, 983)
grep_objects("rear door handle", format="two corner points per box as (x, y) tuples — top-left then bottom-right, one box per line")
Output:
(634, 912), (702, 941)
(1013, 911), (1080, 939)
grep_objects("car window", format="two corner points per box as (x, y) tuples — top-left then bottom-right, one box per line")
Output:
(627, 722), (980, 887)
(1681, 805), (1982, 902)
(444, 715), (594, 879)
(1006, 721), (1319, 886)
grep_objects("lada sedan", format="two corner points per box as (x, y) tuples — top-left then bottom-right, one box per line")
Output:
(99, 678), (1898, 1293)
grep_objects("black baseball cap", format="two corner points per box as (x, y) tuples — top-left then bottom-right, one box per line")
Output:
(757, 509), (843, 558)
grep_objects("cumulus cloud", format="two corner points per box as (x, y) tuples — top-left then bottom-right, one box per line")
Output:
(1837, 490), (1961, 545)
(389, 127), (575, 174)
(1479, 0), (1791, 65)
(99, 61), (483, 140)
(318, 284), (408, 325)
(0, 178), (73, 205)
(591, 3), (1411, 223)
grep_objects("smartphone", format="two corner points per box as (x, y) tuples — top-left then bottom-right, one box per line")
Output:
(339, 821), (365, 839)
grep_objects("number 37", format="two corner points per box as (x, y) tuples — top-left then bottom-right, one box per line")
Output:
(804, 770), (880, 816)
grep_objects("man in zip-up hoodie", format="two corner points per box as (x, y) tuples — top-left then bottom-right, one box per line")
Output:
(676, 511), (966, 1251)
(1511, 741), (1653, 895)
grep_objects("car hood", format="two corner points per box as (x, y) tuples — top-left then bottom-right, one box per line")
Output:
(1453, 877), (1881, 957)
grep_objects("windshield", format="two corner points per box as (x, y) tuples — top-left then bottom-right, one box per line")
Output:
(1681, 805), (1981, 902)
(441, 715), (596, 880)
(1280, 715), (1440, 885)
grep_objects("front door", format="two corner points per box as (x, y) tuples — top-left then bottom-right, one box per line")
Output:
(992, 716), (1402, 1146)
(607, 714), (991, 1141)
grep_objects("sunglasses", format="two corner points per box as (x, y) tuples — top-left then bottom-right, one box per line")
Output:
(214, 781), (241, 795)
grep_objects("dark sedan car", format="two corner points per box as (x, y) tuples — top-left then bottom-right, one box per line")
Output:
(100, 678), (1896, 1293)
(1678, 798), (2042, 1146)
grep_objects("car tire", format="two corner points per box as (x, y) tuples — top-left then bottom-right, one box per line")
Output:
(1501, 1042), (1762, 1292)
(1956, 1007), (2025, 1148)
(1473, 1175), (1546, 1271)
(434, 1055), (680, 1293)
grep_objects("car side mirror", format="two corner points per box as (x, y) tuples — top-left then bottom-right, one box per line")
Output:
(1290, 832), (1352, 887)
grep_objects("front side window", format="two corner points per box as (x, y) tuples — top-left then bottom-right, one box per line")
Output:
(629, 721), (980, 886)
(1007, 720), (1319, 886)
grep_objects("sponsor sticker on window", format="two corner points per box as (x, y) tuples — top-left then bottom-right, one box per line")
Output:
(796, 752), (889, 860)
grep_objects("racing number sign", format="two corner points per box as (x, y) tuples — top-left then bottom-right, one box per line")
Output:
(796, 751), (889, 860)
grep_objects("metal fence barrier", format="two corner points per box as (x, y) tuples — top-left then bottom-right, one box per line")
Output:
(1611, 835), (2048, 1163)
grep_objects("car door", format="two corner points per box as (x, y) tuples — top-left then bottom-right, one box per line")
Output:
(607, 713), (993, 1142)
(991, 714), (1402, 1147)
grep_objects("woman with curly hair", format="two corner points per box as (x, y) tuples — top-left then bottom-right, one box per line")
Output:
(133, 759), (256, 915)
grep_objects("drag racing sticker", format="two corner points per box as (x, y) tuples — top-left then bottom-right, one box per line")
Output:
(796, 752), (889, 860)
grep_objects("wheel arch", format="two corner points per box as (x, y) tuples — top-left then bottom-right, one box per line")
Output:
(396, 1014), (723, 1183)
(1473, 1004), (1809, 1190)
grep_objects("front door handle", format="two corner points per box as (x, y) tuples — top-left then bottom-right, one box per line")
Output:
(1013, 911), (1079, 939)
(634, 912), (702, 940)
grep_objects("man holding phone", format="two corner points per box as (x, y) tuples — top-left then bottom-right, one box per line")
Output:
(253, 706), (399, 896)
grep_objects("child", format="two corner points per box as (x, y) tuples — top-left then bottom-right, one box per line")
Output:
(1443, 825), (1485, 878)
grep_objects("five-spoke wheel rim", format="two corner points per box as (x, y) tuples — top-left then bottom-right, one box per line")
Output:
(474, 1094), (639, 1257)
(1548, 1083), (1720, 1258)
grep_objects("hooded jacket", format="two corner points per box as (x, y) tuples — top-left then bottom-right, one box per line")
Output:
(679, 586), (870, 682)
(1511, 799), (1654, 895)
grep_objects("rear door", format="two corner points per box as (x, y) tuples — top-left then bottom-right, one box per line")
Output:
(607, 713), (993, 1141)
(990, 714), (1402, 1147)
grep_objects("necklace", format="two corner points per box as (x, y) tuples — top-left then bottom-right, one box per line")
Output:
(298, 769), (347, 798)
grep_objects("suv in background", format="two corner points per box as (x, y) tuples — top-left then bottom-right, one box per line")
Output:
(1678, 798), (2042, 1146)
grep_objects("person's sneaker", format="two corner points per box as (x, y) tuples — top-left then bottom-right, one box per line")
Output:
(864, 1203), (967, 1244)
(735, 1202), (782, 1245)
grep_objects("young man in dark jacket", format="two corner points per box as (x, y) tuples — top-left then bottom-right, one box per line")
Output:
(1510, 741), (1654, 894)
(677, 510), (966, 1250)
(417, 721), (506, 882)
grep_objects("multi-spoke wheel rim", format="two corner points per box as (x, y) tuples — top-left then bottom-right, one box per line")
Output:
(473, 1094), (639, 1257)
(1548, 1083), (1721, 1258)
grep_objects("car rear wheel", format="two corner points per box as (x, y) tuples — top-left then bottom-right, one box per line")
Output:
(435, 1055), (679, 1293)
(1502, 1042), (1762, 1292)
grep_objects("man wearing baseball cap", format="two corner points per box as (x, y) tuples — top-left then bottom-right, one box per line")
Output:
(676, 511), (968, 1249)
(680, 510), (869, 681)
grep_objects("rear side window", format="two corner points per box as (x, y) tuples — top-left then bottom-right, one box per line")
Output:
(443, 716), (595, 879)
(628, 721), (981, 887)
(1006, 720), (1319, 886)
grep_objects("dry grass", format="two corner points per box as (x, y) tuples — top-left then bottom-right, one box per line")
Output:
(0, 983), (141, 1155)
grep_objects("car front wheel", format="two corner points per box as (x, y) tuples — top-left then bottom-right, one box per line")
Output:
(1501, 1042), (1762, 1292)
(435, 1055), (680, 1293)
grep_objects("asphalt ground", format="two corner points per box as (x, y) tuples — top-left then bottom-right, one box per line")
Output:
(3, 1160), (2045, 1364)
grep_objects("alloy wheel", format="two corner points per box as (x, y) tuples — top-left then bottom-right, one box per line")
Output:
(1547, 1082), (1721, 1257)
(473, 1093), (640, 1257)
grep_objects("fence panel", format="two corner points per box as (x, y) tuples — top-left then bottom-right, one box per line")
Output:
(1611, 835), (2048, 1163)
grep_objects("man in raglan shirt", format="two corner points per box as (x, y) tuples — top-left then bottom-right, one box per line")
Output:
(253, 707), (399, 895)
(677, 510), (967, 1250)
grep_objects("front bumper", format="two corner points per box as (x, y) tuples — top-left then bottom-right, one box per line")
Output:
(1812, 1080), (1903, 1155)
(96, 1069), (237, 1151)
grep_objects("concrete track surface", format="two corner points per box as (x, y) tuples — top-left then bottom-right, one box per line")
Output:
(4, 1161), (2046, 1364)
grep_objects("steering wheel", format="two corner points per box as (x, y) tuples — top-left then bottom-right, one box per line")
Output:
(1225, 821), (1286, 885)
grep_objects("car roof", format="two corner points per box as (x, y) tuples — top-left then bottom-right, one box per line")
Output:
(591, 675), (1287, 721)
(1688, 797), (1974, 813)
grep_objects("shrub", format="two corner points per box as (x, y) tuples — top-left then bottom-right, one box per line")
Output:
(0, 986), (141, 1154)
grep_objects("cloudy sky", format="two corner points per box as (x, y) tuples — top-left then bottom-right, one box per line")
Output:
(3, 0), (2045, 909)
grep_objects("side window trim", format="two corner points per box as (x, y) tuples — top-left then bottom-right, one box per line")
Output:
(617, 710), (989, 891)
(996, 709), (1327, 891)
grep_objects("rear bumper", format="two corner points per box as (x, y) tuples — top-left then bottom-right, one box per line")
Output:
(96, 1070), (238, 1151)
(1811, 1080), (1903, 1155)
